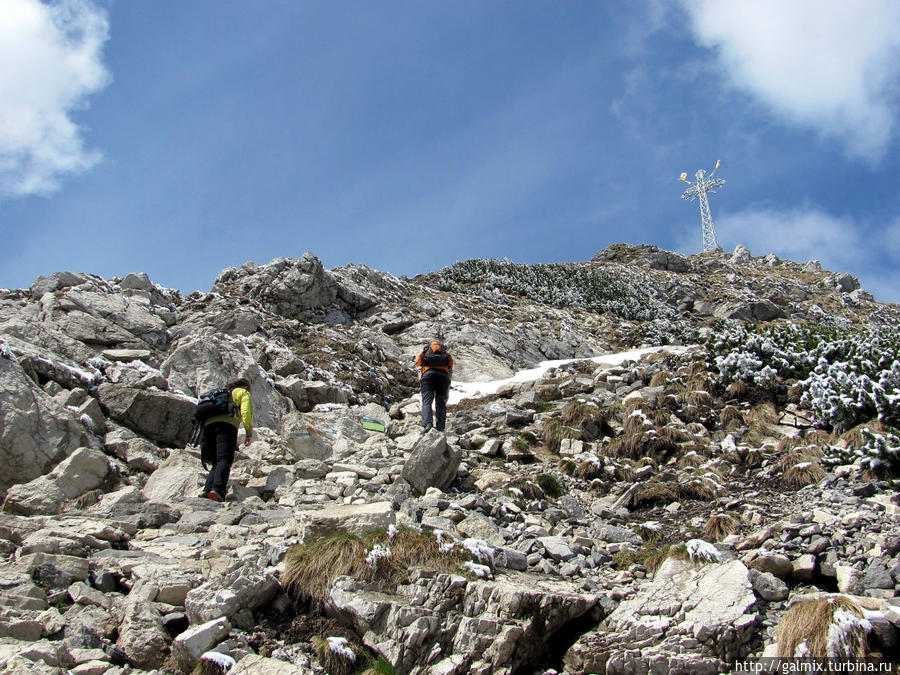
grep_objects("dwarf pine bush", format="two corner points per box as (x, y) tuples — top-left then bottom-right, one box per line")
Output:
(708, 322), (900, 433)
(437, 259), (671, 321)
(823, 428), (900, 476)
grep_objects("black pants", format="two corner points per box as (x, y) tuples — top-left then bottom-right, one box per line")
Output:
(421, 369), (450, 431)
(202, 422), (237, 496)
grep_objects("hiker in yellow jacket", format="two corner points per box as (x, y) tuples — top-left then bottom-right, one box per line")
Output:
(202, 378), (253, 501)
(416, 341), (453, 431)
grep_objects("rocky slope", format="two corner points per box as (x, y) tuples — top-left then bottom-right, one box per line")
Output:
(0, 244), (898, 674)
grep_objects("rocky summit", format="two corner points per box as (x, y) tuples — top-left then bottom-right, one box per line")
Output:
(0, 244), (899, 674)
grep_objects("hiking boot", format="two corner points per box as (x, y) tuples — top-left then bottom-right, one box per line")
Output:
(207, 491), (224, 502)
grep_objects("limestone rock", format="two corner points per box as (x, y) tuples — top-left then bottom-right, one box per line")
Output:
(184, 562), (279, 625)
(296, 501), (395, 541)
(565, 558), (758, 674)
(402, 430), (462, 495)
(160, 334), (288, 429)
(171, 617), (231, 671)
(142, 450), (202, 502)
(116, 598), (170, 670)
(97, 383), (195, 447)
(0, 356), (96, 493)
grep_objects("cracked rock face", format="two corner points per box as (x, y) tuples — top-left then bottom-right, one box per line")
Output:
(0, 245), (898, 673)
(565, 558), (758, 674)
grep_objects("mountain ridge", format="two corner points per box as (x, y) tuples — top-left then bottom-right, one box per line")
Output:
(0, 242), (898, 673)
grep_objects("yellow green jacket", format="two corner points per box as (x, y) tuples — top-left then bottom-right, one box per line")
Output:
(203, 387), (253, 434)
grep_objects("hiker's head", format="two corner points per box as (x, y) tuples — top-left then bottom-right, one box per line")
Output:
(430, 340), (443, 352)
(229, 378), (251, 391)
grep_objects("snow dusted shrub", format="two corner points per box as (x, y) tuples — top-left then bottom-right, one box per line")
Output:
(313, 636), (355, 675)
(703, 513), (737, 542)
(776, 596), (870, 658)
(437, 258), (671, 321)
(685, 538), (721, 563)
(708, 322), (900, 432)
(823, 427), (900, 477)
(801, 354), (900, 432)
(783, 460), (826, 487)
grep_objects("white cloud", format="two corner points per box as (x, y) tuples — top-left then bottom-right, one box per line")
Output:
(682, 0), (900, 162)
(0, 0), (110, 196)
(675, 205), (900, 302)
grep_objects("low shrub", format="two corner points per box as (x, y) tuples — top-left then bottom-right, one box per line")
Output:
(776, 596), (869, 658)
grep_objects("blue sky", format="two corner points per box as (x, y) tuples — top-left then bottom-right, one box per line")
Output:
(2, 1), (900, 302)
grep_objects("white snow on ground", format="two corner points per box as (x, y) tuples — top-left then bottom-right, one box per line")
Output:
(446, 345), (693, 406)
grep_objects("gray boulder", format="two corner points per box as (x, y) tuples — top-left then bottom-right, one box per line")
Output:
(731, 245), (752, 264)
(592, 244), (691, 273)
(183, 562), (279, 626)
(0, 356), (96, 493)
(29, 271), (93, 299)
(142, 450), (203, 503)
(50, 446), (110, 499)
(160, 334), (288, 429)
(749, 569), (789, 602)
(402, 430), (462, 495)
(296, 501), (396, 541)
(565, 558), (758, 674)
(97, 383), (195, 447)
(213, 252), (376, 319)
(116, 598), (170, 670)
(38, 283), (169, 350)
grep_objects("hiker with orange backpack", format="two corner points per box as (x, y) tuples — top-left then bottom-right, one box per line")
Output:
(416, 341), (453, 431)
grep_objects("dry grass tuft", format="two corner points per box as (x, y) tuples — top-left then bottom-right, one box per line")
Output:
(510, 481), (544, 500)
(838, 421), (889, 449)
(704, 513), (738, 542)
(677, 451), (704, 469)
(561, 400), (592, 425)
(657, 426), (691, 445)
(679, 476), (719, 501)
(687, 375), (713, 394)
(784, 460), (826, 487)
(747, 402), (779, 426)
(649, 371), (671, 387)
(779, 446), (822, 472)
(681, 439), (712, 457)
(688, 360), (709, 377)
(622, 413), (651, 436)
(614, 463), (636, 482)
(607, 433), (646, 459)
(719, 405), (744, 429)
(650, 410), (672, 427)
(655, 393), (679, 411)
(312, 637), (355, 675)
(282, 533), (367, 603)
(631, 480), (680, 509)
(622, 397), (648, 414)
(804, 430), (835, 446)
(726, 379), (751, 400)
(574, 459), (604, 480)
(777, 436), (807, 453)
(542, 417), (581, 453)
(776, 596), (869, 658)
(676, 390), (712, 408)
(282, 528), (469, 604)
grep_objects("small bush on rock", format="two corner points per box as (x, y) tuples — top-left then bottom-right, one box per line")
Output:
(784, 460), (826, 487)
(704, 513), (737, 542)
(282, 528), (470, 603)
(776, 596), (870, 658)
(313, 636), (356, 675)
(536, 473), (565, 499)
